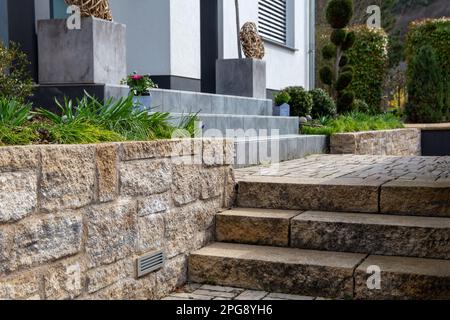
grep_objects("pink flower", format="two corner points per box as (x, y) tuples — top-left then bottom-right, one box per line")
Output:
(132, 75), (143, 81)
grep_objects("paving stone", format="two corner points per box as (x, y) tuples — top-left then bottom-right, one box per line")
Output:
(216, 208), (301, 246)
(189, 243), (365, 299)
(234, 290), (268, 300)
(193, 289), (238, 299)
(170, 292), (214, 300)
(265, 292), (314, 300)
(200, 284), (244, 293)
(291, 211), (450, 259)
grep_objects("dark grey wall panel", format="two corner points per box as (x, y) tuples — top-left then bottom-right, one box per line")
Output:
(421, 130), (450, 156)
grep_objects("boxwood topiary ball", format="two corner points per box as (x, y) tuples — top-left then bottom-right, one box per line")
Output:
(339, 55), (349, 67)
(322, 44), (336, 60)
(319, 66), (333, 85)
(337, 90), (355, 113)
(342, 31), (356, 50)
(335, 71), (353, 91)
(331, 29), (347, 46)
(326, 0), (354, 29)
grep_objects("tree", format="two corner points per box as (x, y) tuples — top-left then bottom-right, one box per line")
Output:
(319, 0), (356, 113)
(406, 45), (445, 123)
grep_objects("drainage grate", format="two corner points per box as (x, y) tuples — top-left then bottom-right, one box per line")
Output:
(137, 250), (165, 278)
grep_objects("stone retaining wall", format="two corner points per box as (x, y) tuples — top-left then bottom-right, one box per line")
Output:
(0, 139), (234, 300)
(330, 129), (421, 156)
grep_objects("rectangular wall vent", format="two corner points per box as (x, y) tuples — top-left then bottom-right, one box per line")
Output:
(137, 250), (165, 278)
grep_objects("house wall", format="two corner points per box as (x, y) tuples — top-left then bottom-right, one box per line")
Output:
(0, 0), (8, 44)
(219, 0), (312, 92)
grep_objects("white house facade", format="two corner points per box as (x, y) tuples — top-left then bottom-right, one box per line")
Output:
(0, 0), (315, 98)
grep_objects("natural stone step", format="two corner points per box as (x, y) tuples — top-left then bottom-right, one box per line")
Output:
(236, 176), (381, 213)
(189, 242), (366, 299)
(354, 255), (450, 300)
(380, 180), (450, 217)
(291, 211), (450, 260)
(216, 208), (301, 246)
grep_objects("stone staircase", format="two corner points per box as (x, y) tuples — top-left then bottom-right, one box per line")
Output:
(149, 89), (328, 167)
(188, 171), (450, 300)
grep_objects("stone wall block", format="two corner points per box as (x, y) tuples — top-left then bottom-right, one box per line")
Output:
(96, 143), (119, 203)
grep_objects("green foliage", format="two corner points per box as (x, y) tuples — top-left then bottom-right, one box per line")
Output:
(121, 72), (158, 96)
(273, 91), (291, 106)
(335, 72), (353, 91)
(322, 44), (336, 60)
(339, 55), (349, 67)
(0, 97), (32, 126)
(337, 91), (355, 113)
(346, 25), (389, 114)
(342, 31), (356, 50)
(352, 99), (370, 113)
(281, 87), (313, 117)
(326, 0), (354, 29)
(331, 29), (347, 45)
(405, 18), (450, 120)
(405, 45), (445, 123)
(0, 41), (34, 102)
(0, 124), (38, 146)
(319, 66), (333, 85)
(341, 65), (354, 74)
(310, 88), (337, 118)
(301, 112), (404, 135)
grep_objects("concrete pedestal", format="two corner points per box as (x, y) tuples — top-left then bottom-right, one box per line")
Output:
(37, 17), (126, 85)
(216, 59), (266, 99)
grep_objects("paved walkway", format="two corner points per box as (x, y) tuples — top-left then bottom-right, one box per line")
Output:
(235, 155), (450, 183)
(163, 284), (326, 300)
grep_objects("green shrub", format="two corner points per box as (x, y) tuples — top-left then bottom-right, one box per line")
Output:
(319, 0), (355, 113)
(405, 18), (450, 120)
(0, 42), (34, 102)
(301, 112), (404, 135)
(273, 91), (291, 106)
(346, 25), (389, 114)
(310, 88), (337, 118)
(352, 99), (370, 113)
(281, 87), (313, 117)
(405, 45), (445, 123)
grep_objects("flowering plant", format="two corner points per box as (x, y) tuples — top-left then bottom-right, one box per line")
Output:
(121, 72), (158, 96)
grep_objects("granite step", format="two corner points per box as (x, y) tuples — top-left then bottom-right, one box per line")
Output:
(216, 208), (302, 246)
(188, 242), (365, 299)
(236, 176), (381, 213)
(236, 176), (450, 216)
(354, 255), (450, 299)
(188, 243), (450, 300)
(291, 211), (450, 260)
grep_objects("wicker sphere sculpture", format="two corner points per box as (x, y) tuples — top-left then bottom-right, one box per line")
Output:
(65, 0), (113, 21)
(240, 22), (265, 59)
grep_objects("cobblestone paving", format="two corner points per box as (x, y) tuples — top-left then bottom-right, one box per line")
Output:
(163, 284), (324, 300)
(235, 155), (450, 183)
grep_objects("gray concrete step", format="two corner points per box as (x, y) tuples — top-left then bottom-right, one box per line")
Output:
(170, 113), (300, 136)
(188, 242), (450, 299)
(232, 134), (328, 168)
(149, 89), (273, 116)
(189, 242), (365, 299)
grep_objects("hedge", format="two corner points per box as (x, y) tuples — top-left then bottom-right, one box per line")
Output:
(405, 18), (450, 120)
(346, 25), (389, 114)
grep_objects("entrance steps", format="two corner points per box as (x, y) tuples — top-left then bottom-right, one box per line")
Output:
(188, 172), (450, 299)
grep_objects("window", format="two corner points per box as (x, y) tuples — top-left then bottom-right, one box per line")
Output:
(51, 0), (69, 19)
(258, 0), (287, 45)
